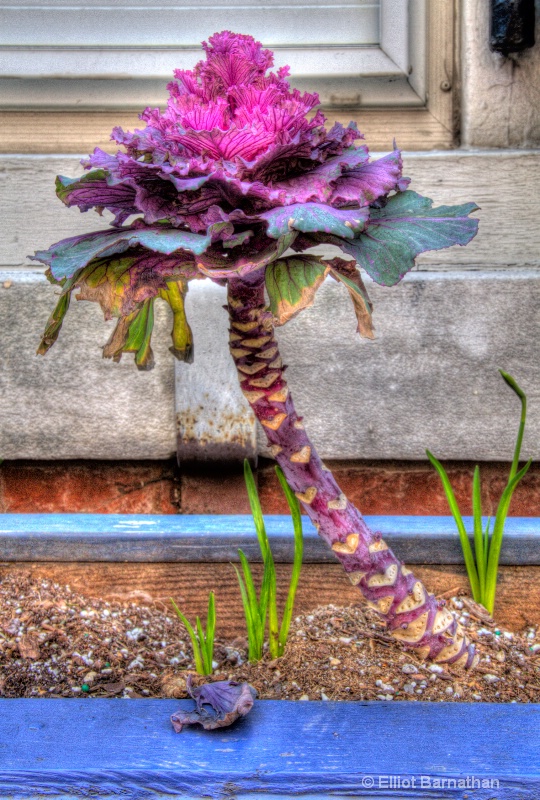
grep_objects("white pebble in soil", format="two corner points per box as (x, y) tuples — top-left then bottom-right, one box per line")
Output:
(126, 628), (145, 642)
(402, 664), (418, 675)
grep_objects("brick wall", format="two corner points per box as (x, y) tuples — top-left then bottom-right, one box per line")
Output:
(1, 459), (538, 517)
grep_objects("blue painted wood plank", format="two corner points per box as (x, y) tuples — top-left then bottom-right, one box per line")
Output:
(0, 513), (538, 564)
(0, 699), (538, 798)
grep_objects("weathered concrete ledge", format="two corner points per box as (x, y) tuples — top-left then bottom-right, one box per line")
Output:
(1, 268), (538, 461)
(180, 270), (540, 462)
(0, 269), (176, 460)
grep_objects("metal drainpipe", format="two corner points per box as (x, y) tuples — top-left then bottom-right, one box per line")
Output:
(175, 280), (258, 471)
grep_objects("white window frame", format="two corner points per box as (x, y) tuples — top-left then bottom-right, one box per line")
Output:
(0, 0), (427, 109)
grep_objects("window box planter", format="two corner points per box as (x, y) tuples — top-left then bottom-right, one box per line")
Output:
(0, 513), (538, 798)
(0, 697), (539, 799)
(1, 513), (539, 632)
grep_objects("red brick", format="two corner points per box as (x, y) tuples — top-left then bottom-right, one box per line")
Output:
(258, 459), (540, 517)
(0, 460), (180, 514)
(1, 458), (538, 517)
(179, 466), (253, 514)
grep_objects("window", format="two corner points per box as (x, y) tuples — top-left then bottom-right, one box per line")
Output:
(0, 0), (428, 109)
(0, 2), (456, 153)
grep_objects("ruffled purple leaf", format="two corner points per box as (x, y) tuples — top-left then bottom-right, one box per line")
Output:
(267, 147), (370, 205)
(106, 158), (212, 226)
(330, 149), (408, 208)
(238, 139), (315, 184)
(322, 120), (364, 153)
(55, 170), (137, 226)
(261, 203), (369, 239)
(171, 676), (257, 732)
(81, 148), (118, 172)
(340, 191), (479, 286)
(196, 230), (297, 279)
(32, 226), (211, 281)
(174, 124), (277, 162)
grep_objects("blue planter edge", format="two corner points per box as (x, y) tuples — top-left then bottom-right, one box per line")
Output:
(0, 698), (538, 799)
(0, 512), (539, 564)
(1, 513), (539, 798)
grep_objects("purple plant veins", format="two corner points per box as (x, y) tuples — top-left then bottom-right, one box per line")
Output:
(33, 31), (479, 667)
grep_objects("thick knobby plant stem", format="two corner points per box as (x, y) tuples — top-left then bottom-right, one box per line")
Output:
(227, 273), (477, 668)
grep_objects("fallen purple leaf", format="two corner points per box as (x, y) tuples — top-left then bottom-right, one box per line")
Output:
(171, 675), (257, 732)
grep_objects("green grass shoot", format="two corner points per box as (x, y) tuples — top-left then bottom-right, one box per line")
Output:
(170, 591), (216, 675)
(235, 459), (304, 661)
(427, 370), (532, 615)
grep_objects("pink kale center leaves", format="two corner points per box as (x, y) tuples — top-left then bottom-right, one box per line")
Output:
(33, 30), (479, 368)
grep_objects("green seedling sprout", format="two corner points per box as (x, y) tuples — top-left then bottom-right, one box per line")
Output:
(170, 591), (216, 675)
(235, 460), (303, 661)
(427, 370), (532, 614)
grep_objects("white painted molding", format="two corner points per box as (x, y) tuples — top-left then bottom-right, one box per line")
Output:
(380, 0), (410, 75)
(0, 73), (423, 112)
(0, 1), (379, 48)
(406, 0), (426, 99)
(0, 46), (398, 79)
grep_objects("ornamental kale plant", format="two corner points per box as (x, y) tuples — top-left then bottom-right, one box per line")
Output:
(33, 32), (479, 668)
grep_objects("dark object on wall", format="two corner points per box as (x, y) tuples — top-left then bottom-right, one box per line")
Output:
(490, 0), (535, 55)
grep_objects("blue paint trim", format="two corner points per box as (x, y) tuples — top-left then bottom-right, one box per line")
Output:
(0, 513), (538, 564)
(0, 699), (538, 798)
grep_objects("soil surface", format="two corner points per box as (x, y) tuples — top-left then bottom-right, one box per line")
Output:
(1, 573), (538, 703)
